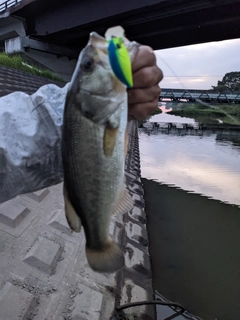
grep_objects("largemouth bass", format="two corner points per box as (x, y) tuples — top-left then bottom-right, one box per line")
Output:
(62, 27), (139, 273)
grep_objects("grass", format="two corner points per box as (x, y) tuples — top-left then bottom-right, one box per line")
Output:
(154, 102), (240, 125)
(0, 52), (64, 82)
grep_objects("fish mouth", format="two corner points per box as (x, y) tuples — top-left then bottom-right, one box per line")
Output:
(80, 87), (115, 97)
(88, 32), (107, 47)
(88, 32), (109, 57)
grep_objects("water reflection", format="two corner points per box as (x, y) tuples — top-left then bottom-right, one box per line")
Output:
(148, 112), (196, 124)
(143, 178), (240, 320)
(216, 132), (240, 149)
(139, 115), (240, 207)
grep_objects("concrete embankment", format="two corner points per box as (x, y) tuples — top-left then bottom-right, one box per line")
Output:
(143, 178), (240, 320)
(0, 68), (155, 320)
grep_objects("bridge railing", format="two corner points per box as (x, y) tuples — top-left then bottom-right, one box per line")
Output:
(160, 89), (240, 103)
(0, 0), (22, 13)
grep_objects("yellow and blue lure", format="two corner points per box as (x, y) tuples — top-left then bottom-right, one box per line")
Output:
(107, 37), (133, 88)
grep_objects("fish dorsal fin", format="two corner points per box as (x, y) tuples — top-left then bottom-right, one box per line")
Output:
(113, 185), (133, 216)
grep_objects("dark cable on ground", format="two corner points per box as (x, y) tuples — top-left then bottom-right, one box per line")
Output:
(116, 299), (203, 320)
(116, 300), (185, 312)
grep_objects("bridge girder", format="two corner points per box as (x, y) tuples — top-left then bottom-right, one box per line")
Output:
(12, 0), (240, 51)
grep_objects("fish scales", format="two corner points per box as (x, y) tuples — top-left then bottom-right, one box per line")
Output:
(63, 103), (126, 247)
(62, 28), (139, 273)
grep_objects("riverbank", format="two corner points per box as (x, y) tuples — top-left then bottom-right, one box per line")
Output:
(154, 103), (240, 125)
(0, 52), (64, 82)
(142, 178), (240, 320)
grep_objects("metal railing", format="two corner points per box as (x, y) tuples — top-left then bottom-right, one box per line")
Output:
(160, 89), (240, 103)
(0, 0), (22, 13)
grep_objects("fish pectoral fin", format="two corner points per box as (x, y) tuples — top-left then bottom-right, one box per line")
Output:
(103, 124), (118, 157)
(63, 183), (82, 233)
(113, 185), (133, 216)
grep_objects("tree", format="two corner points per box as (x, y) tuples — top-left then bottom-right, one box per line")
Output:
(211, 71), (240, 92)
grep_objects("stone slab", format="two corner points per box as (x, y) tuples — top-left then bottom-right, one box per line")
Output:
(24, 237), (61, 274)
(120, 279), (148, 316)
(48, 208), (72, 235)
(26, 188), (50, 202)
(0, 205), (36, 238)
(0, 282), (36, 320)
(71, 283), (103, 320)
(129, 206), (147, 224)
(0, 201), (29, 228)
(125, 243), (145, 269)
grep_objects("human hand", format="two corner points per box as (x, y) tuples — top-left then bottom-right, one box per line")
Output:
(128, 46), (163, 120)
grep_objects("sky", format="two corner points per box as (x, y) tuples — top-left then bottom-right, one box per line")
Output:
(155, 38), (240, 90)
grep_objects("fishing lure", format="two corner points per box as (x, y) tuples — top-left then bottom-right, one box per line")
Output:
(105, 26), (133, 88)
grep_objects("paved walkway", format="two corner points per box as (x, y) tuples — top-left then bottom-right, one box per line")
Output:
(0, 69), (154, 319)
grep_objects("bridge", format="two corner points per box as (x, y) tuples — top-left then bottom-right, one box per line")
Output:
(160, 89), (240, 103)
(1, 0), (240, 53)
(1, 0), (240, 81)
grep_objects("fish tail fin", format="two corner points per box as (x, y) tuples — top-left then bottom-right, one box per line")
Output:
(86, 241), (124, 273)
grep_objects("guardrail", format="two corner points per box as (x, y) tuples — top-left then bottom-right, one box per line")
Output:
(160, 89), (240, 103)
(0, 0), (22, 13)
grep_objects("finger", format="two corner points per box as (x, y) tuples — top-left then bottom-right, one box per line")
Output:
(132, 46), (156, 72)
(132, 66), (163, 88)
(128, 85), (161, 104)
(128, 101), (159, 120)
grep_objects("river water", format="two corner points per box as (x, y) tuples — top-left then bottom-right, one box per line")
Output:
(139, 113), (240, 320)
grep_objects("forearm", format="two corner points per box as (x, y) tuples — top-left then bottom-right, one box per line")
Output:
(0, 83), (69, 203)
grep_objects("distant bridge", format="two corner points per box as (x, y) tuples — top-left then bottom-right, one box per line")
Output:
(160, 89), (240, 104)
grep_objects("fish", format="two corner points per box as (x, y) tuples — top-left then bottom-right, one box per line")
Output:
(62, 26), (139, 273)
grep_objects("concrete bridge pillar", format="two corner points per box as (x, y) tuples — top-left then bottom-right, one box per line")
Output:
(1, 16), (78, 81)
(0, 16), (26, 45)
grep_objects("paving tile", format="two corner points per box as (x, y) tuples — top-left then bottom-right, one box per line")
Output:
(0, 199), (37, 238)
(23, 237), (61, 274)
(0, 201), (29, 228)
(126, 221), (147, 245)
(0, 282), (36, 320)
(125, 243), (145, 269)
(71, 283), (103, 320)
(26, 188), (50, 202)
(120, 279), (148, 316)
(73, 238), (117, 288)
(48, 208), (72, 236)
(129, 206), (146, 223)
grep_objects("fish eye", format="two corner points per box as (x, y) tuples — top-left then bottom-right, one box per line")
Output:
(82, 58), (94, 71)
